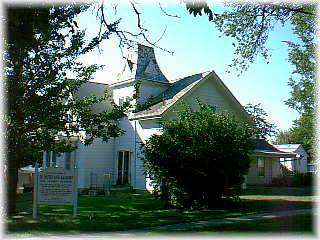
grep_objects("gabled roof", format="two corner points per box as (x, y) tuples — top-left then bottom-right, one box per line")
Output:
(131, 72), (208, 119)
(130, 70), (252, 123)
(253, 138), (281, 152)
(252, 139), (297, 158)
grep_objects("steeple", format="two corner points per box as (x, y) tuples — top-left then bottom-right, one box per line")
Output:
(135, 44), (169, 83)
(118, 44), (169, 84)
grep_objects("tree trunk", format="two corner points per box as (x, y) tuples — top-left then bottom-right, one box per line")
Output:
(160, 182), (169, 201)
(6, 148), (19, 216)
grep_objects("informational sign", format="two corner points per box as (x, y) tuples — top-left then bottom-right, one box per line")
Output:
(33, 163), (78, 219)
(38, 168), (74, 205)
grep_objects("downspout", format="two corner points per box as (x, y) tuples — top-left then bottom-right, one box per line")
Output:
(74, 140), (78, 189)
(112, 137), (116, 185)
(270, 158), (273, 183)
(134, 120), (137, 188)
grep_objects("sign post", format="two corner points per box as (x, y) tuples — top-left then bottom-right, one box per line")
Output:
(73, 164), (78, 219)
(32, 163), (39, 219)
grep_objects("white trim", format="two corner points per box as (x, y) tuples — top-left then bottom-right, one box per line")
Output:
(109, 78), (171, 88)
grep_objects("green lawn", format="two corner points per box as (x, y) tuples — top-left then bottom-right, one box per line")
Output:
(6, 187), (314, 234)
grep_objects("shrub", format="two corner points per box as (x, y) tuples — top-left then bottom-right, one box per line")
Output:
(143, 102), (254, 209)
(292, 172), (313, 186)
(271, 172), (313, 187)
(271, 175), (293, 187)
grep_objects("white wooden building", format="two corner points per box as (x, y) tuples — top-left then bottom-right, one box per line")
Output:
(273, 144), (309, 173)
(43, 44), (297, 190)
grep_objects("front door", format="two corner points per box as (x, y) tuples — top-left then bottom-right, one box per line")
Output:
(117, 151), (130, 185)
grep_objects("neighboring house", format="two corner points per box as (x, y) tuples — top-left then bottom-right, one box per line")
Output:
(245, 139), (296, 185)
(273, 144), (308, 173)
(43, 44), (296, 190)
(17, 165), (37, 193)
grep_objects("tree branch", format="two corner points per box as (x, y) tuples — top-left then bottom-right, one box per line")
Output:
(158, 2), (181, 18)
(275, 5), (315, 16)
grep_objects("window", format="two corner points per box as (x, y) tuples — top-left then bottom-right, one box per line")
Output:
(119, 96), (131, 107)
(45, 151), (51, 168)
(117, 151), (130, 185)
(65, 152), (71, 170)
(119, 97), (125, 107)
(45, 151), (57, 168)
(52, 152), (57, 167)
(257, 158), (265, 177)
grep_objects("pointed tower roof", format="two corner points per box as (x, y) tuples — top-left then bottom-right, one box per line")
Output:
(117, 44), (169, 84)
(135, 44), (169, 83)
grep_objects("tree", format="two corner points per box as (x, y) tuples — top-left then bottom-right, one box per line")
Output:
(185, 2), (316, 160)
(273, 110), (315, 160)
(290, 110), (314, 159)
(273, 130), (296, 145)
(143, 102), (254, 208)
(244, 103), (277, 139)
(5, 4), (128, 215)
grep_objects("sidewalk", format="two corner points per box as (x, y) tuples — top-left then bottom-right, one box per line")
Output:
(112, 208), (313, 234)
(7, 208), (313, 239)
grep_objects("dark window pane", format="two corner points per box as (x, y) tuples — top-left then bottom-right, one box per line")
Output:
(258, 158), (265, 176)
(117, 152), (123, 185)
(65, 152), (71, 170)
(123, 151), (130, 184)
(45, 151), (51, 167)
(52, 152), (57, 167)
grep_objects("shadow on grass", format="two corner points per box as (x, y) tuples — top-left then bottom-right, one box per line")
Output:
(6, 189), (313, 234)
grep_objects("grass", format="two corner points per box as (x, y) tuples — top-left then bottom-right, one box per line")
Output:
(6, 186), (314, 234)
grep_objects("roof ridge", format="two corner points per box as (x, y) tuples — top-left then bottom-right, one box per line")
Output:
(170, 70), (211, 83)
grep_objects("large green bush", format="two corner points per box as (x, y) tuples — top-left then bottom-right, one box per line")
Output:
(143, 102), (254, 208)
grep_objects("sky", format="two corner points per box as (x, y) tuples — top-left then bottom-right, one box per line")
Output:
(76, 2), (300, 131)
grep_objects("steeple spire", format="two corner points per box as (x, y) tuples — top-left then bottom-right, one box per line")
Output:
(118, 44), (169, 84)
(134, 44), (168, 83)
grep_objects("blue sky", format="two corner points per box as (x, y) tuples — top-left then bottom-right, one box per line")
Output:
(77, 2), (299, 131)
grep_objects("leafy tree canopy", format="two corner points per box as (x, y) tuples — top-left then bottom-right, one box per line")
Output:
(5, 4), (128, 214)
(186, 1), (316, 159)
(273, 109), (315, 160)
(245, 103), (277, 139)
(143, 102), (254, 208)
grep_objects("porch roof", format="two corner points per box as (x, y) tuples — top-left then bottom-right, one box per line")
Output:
(252, 150), (297, 158)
